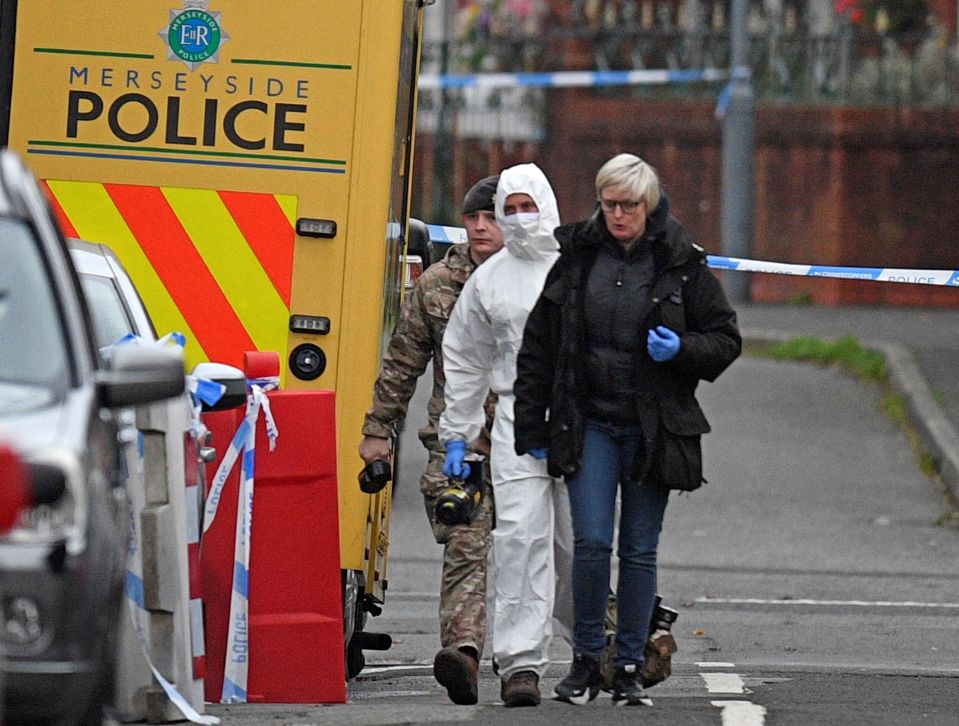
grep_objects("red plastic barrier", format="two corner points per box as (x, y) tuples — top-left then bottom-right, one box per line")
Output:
(244, 350), (280, 380)
(200, 384), (344, 703)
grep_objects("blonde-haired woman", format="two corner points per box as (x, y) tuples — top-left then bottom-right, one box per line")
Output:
(514, 153), (741, 707)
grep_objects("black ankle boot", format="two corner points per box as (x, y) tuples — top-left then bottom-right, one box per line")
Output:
(553, 654), (602, 705)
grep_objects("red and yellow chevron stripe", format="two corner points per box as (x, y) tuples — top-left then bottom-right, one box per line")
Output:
(43, 180), (296, 371)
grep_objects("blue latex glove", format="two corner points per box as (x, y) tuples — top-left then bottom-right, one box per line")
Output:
(527, 447), (548, 461)
(443, 439), (471, 479)
(647, 325), (681, 362)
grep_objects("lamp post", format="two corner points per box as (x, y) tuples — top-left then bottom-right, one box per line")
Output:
(720, 0), (755, 304)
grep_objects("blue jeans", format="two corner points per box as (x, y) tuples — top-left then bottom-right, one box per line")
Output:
(566, 419), (669, 666)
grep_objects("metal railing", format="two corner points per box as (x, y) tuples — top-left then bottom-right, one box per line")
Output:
(419, 23), (959, 119)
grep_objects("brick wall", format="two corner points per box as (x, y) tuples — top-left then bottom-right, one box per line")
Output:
(414, 0), (959, 306)
(418, 92), (959, 307)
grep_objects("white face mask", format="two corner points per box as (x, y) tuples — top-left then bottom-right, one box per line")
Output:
(502, 212), (540, 239)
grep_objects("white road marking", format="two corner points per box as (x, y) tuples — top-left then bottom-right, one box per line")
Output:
(697, 661), (736, 668)
(359, 664), (433, 675)
(712, 700), (768, 726)
(702, 672), (745, 694)
(696, 597), (959, 608)
(351, 690), (437, 699)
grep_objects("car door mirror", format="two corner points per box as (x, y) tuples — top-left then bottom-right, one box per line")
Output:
(96, 345), (186, 408)
(191, 362), (248, 411)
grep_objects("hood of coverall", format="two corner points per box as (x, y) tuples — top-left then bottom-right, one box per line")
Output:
(494, 163), (560, 263)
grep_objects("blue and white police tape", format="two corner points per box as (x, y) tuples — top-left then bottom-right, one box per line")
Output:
(426, 224), (468, 245)
(418, 67), (728, 91)
(187, 374), (226, 440)
(100, 330), (186, 360)
(122, 592), (220, 725)
(202, 377), (279, 704)
(105, 331), (224, 439)
(125, 432), (218, 724)
(714, 65), (752, 119)
(708, 255), (959, 286)
(426, 225), (959, 286)
(116, 331), (221, 722)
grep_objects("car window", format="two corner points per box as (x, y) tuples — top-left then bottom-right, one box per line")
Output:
(0, 218), (69, 392)
(77, 273), (136, 356)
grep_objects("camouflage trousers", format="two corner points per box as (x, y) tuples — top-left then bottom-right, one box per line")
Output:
(421, 452), (492, 655)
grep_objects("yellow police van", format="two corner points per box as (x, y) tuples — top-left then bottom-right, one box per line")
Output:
(0, 0), (431, 678)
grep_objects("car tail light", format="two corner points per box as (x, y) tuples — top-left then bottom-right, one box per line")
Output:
(0, 443), (29, 534)
(6, 449), (85, 553)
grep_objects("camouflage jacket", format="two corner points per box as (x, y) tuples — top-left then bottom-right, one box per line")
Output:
(363, 242), (493, 454)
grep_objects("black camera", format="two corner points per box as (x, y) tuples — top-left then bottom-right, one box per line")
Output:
(435, 455), (484, 526)
(358, 459), (391, 494)
(648, 594), (679, 635)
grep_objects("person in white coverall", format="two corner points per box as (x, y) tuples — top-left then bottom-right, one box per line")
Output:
(439, 163), (572, 708)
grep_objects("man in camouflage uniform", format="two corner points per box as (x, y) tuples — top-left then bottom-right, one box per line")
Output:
(359, 175), (503, 705)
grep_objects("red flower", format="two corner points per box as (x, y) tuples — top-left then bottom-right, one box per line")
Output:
(834, 0), (864, 24)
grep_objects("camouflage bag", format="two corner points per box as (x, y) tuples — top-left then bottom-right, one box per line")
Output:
(601, 595), (679, 690)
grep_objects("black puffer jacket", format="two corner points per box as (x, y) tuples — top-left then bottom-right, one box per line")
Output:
(513, 200), (741, 489)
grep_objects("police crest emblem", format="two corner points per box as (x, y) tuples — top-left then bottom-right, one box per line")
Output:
(160, 0), (230, 71)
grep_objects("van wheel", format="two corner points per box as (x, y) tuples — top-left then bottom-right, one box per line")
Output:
(342, 571), (368, 680)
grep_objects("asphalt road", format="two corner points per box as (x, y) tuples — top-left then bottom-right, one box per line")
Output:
(207, 349), (959, 725)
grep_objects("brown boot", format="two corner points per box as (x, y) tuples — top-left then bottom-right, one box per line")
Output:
(501, 670), (540, 707)
(433, 647), (478, 705)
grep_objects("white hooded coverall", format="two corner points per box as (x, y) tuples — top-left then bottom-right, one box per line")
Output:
(439, 163), (573, 681)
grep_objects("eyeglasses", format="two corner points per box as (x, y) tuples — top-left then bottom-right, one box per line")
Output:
(599, 198), (643, 213)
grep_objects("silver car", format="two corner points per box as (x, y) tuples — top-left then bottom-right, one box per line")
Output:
(0, 149), (185, 726)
